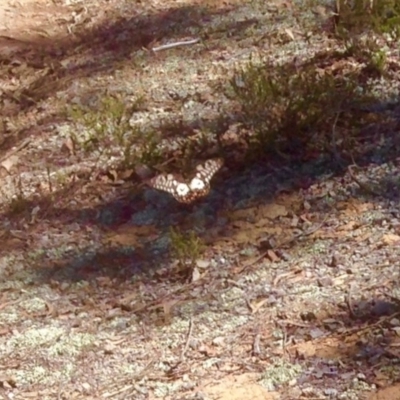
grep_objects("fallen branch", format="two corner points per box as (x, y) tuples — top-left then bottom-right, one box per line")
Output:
(152, 38), (200, 52)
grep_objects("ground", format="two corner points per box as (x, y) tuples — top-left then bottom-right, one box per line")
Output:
(0, 0), (400, 399)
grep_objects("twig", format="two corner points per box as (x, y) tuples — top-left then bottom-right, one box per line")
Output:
(330, 109), (344, 168)
(346, 283), (357, 318)
(0, 138), (31, 164)
(0, 297), (24, 311)
(180, 317), (193, 360)
(277, 319), (313, 328)
(102, 357), (158, 398)
(281, 323), (289, 357)
(102, 384), (135, 398)
(152, 38), (200, 52)
(240, 215), (329, 271)
(280, 215), (329, 247)
(348, 164), (380, 196)
(252, 333), (261, 356)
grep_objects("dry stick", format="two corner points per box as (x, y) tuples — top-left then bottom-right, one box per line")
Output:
(164, 319), (194, 378)
(0, 298), (24, 311)
(277, 319), (313, 328)
(383, 293), (400, 308)
(346, 282), (357, 318)
(241, 215), (329, 271)
(330, 109), (344, 167)
(102, 384), (135, 399)
(102, 357), (159, 398)
(281, 323), (289, 358)
(252, 333), (261, 356)
(347, 164), (380, 196)
(180, 317), (194, 360)
(330, 105), (380, 196)
(152, 38), (200, 52)
(0, 138), (31, 164)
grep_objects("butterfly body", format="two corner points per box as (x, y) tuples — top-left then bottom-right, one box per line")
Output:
(149, 158), (224, 203)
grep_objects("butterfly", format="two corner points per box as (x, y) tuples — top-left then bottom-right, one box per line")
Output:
(149, 158), (224, 203)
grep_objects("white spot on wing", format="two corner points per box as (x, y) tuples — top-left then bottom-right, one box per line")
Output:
(189, 177), (206, 190)
(176, 183), (190, 196)
(149, 158), (224, 203)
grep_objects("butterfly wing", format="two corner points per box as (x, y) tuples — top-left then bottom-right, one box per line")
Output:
(149, 174), (192, 203)
(193, 158), (224, 185)
(187, 158), (224, 199)
(149, 158), (224, 203)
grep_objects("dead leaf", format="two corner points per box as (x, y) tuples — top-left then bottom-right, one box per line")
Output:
(355, 231), (372, 243)
(108, 224), (157, 239)
(233, 230), (256, 244)
(119, 169), (134, 180)
(105, 231), (145, 248)
(230, 208), (255, 220)
(161, 299), (180, 324)
(1, 155), (19, 173)
(198, 344), (218, 357)
(203, 373), (279, 400)
(367, 383), (400, 400)
(299, 214), (312, 224)
(284, 28), (295, 40)
(108, 170), (118, 182)
(249, 298), (268, 314)
(339, 221), (357, 231)
(192, 267), (201, 282)
(61, 137), (75, 155)
(290, 215), (300, 227)
(196, 259), (210, 269)
(0, 374), (16, 389)
(96, 276), (113, 287)
(267, 249), (280, 262)
(381, 233), (400, 246)
(258, 203), (288, 219)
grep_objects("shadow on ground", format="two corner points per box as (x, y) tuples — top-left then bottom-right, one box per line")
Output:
(1, 124), (396, 285)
